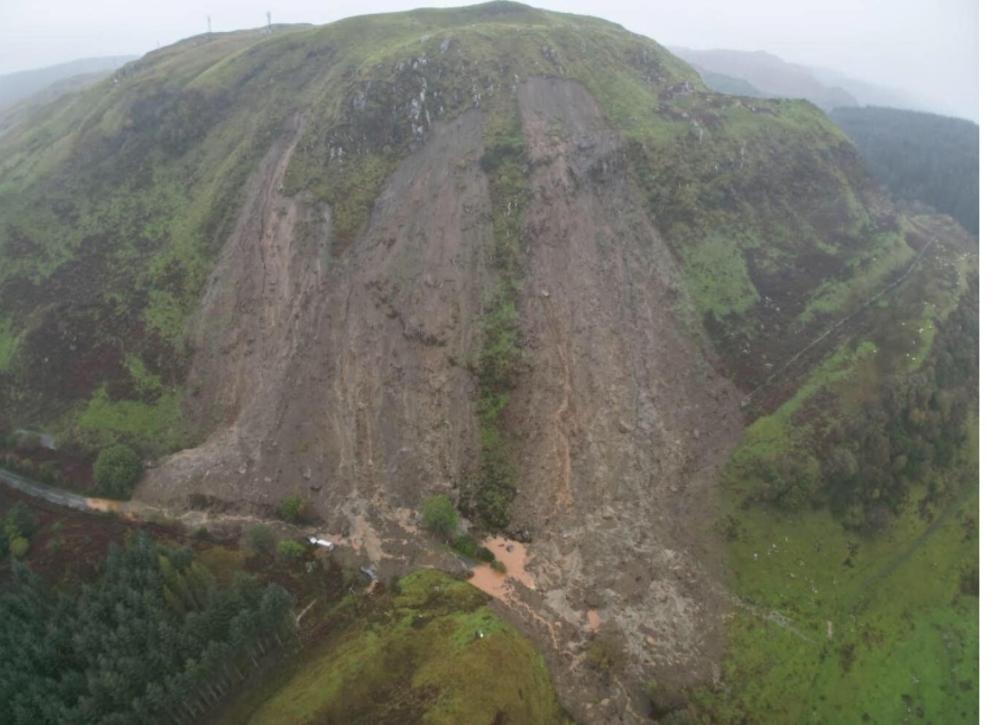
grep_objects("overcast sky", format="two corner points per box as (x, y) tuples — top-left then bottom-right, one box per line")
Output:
(0, 0), (977, 120)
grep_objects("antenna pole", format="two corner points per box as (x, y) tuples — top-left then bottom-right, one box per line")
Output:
(207, 15), (212, 36)
(267, 11), (272, 32)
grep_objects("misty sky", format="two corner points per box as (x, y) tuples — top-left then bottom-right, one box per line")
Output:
(0, 0), (977, 121)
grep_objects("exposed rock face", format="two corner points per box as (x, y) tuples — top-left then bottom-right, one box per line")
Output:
(141, 109), (492, 526)
(510, 78), (742, 690)
(138, 77), (743, 718)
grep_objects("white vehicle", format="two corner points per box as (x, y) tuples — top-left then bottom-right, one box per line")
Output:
(307, 536), (335, 549)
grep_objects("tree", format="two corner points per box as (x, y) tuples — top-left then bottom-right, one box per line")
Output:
(93, 444), (143, 499)
(0, 531), (295, 724)
(277, 539), (306, 561)
(421, 494), (458, 540)
(277, 495), (307, 523)
(244, 525), (276, 557)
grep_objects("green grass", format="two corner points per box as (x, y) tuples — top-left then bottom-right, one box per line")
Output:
(698, 232), (977, 721)
(73, 385), (190, 456)
(216, 569), (568, 725)
(697, 424), (977, 723)
(698, 245), (977, 721)
(680, 231), (760, 319)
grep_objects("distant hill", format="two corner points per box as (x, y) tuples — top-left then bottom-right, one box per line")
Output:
(0, 56), (136, 111)
(695, 68), (768, 98)
(831, 106), (979, 236)
(808, 65), (920, 111)
(672, 47), (857, 110)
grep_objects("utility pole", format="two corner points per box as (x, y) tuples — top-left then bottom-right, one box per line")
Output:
(267, 11), (272, 33)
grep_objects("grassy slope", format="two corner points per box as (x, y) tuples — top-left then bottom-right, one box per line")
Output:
(691, 232), (978, 721)
(215, 569), (568, 725)
(698, 424), (977, 723)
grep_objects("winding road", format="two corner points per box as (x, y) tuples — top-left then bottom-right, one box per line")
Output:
(0, 466), (122, 513)
(0, 465), (294, 530)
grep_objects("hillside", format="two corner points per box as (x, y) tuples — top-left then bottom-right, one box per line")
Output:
(831, 106), (979, 236)
(0, 2), (977, 721)
(0, 71), (119, 139)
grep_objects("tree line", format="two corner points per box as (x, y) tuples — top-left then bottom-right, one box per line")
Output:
(0, 532), (296, 724)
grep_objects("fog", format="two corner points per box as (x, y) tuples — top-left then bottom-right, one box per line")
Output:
(0, 0), (977, 121)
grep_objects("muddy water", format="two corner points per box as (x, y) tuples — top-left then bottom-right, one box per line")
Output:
(469, 536), (536, 602)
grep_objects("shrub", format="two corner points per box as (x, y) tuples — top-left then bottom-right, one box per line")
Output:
(477, 546), (496, 563)
(244, 524), (276, 557)
(452, 534), (478, 559)
(277, 495), (307, 523)
(451, 534), (496, 562)
(586, 635), (625, 676)
(421, 494), (458, 540)
(489, 560), (507, 574)
(93, 444), (143, 499)
(277, 539), (306, 561)
(9, 536), (29, 559)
